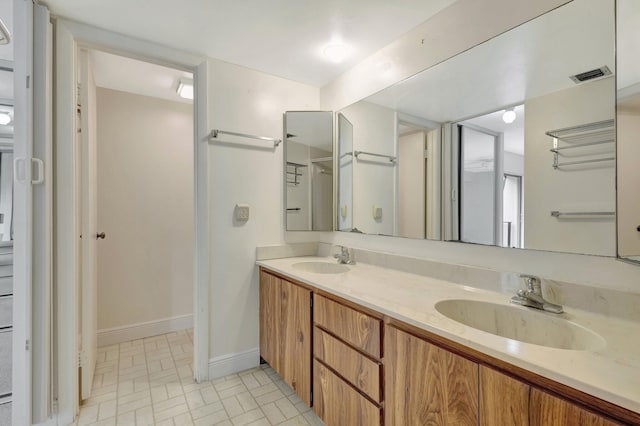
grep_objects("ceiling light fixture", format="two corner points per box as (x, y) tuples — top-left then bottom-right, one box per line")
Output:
(0, 112), (11, 125)
(502, 108), (516, 124)
(176, 78), (194, 100)
(323, 43), (349, 63)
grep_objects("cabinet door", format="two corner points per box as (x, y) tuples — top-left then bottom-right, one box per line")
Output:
(259, 271), (280, 371)
(279, 279), (312, 405)
(530, 389), (619, 426)
(385, 325), (479, 426)
(480, 366), (530, 426)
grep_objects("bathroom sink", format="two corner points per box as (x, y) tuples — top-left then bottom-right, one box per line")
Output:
(292, 261), (350, 274)
(435, 299), (605, 351)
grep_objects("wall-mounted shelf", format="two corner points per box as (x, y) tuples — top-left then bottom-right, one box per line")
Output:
(286, 161), (307, 186)
(546, 120), (615, 169)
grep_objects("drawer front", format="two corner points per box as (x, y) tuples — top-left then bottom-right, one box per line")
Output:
(313, 360), (381, 426)
(314, 327), (381, 402)
(314, 295), (381, 358)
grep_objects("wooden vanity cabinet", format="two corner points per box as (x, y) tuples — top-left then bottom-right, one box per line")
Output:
(479, 365), (530, 425)
(385, 321), (623, 426)
(259, 266), (637, 426)
(480, 366), (620, 426)
(259, 269), (312, 405)
(313, 294), (383, 426)
(385, 325), (479, 425)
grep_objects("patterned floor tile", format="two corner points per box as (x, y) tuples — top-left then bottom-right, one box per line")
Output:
(78, 331), (325, 426)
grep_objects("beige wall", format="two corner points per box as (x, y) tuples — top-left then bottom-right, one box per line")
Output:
(340, 101), (397, 235)
(96, 88), (194, 330)
(524, 77), (615, 256)
(398, 131), (425, 239)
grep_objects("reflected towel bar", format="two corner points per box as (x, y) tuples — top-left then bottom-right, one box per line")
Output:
(551, 211), (615, 217)
(209, 129), (282, 147)
(354, 150), (396, 163)
(553, 157), (615, 169)
(549, 139), (614, 153)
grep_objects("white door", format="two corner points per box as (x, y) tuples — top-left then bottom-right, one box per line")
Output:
(78, 49), (98, 401)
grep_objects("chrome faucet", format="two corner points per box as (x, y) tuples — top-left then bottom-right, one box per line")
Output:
(333, 245), (355, 265)
(511, 275), (563, 314)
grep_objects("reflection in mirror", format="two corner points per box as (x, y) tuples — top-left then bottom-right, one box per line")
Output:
(337, 113), (353, 231)
(0, 69), (12, 244)
(616, 0), (640, 263)
(337, 0), (616, 256)
(284, 111), (334, 231)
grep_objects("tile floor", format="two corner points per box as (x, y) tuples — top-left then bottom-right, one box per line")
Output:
(77, 330), (325, 426)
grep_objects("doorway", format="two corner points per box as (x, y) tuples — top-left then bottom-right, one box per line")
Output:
(76, 48), (196, 402)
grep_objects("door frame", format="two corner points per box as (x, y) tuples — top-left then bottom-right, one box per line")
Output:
(53, 18), (210, 423)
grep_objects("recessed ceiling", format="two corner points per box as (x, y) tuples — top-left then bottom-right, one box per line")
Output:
(43, 0), (457, 86)
(90, 50), (193, 104)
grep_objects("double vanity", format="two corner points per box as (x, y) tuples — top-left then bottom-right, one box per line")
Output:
(257, 250), (640, 425)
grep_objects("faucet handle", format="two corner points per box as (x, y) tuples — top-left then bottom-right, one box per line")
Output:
(519, 274), (541, 294)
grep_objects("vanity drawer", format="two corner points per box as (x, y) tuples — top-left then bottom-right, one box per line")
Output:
(314, 295), (382, 358)
(314, 327), (381, 402)
(313, 360), (381, 426)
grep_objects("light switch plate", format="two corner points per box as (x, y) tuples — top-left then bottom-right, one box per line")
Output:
(235, 204), (250, 221)
(372, 206), (382, 220)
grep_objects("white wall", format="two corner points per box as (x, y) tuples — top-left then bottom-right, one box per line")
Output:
(340, 101), (396, 235)
(397, 131), (425, 239)
(96, 88), (194, 330)
(617, 102), (640, 256)
(206, 59), (319, 368)
(524, 77), (615, 256)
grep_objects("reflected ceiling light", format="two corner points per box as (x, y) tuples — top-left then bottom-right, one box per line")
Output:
(0, 112), (11, 125)
(176, 78), (194, 100)
(502, 108), (516, 124)
(323, 43), (349, 63)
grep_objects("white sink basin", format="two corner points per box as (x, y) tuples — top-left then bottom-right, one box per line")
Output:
(435, 299), (605, 351)
(292, 261), (350, 274)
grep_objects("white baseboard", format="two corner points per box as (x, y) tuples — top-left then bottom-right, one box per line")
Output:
(98, 314), (193, 347)
(208, 347), (260, 379)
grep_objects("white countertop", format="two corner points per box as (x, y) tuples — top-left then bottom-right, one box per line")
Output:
(257, 256), (640, 414)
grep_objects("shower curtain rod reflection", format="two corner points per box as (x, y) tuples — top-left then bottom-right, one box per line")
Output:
(209, 129), (282, 147)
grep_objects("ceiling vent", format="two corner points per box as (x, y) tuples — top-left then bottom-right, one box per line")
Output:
(570, 66), (612, 84)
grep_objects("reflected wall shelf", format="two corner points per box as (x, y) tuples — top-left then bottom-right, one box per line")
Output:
(546, 120), (615, 170)
(286, 161), (307, 186)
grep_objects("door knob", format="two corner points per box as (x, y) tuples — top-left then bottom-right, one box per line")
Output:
(96, 232), (106, 240)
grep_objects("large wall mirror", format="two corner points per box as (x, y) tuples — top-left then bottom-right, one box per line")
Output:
(337, 0), (618, 257)
(617, 0), (640, 264)
(284, 111), (334, 231)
